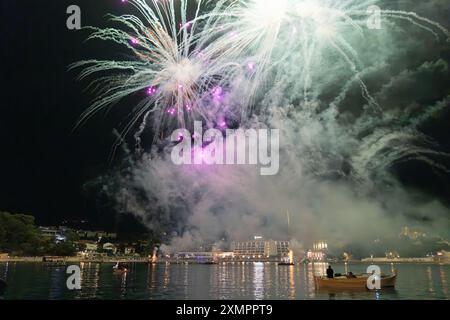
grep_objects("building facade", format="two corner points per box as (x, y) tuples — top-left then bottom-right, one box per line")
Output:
(307, 241), (328, 261)
(232, 239), (290, 259)
(276, 241), (290, 255)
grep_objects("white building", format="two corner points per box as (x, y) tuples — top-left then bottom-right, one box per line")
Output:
(313, 241), (328, 251)
(84, 242), (98, 252)
(232, 238), (289, 258)
(276, 241), (290, 255)
(103, 243), (117, 255)
(307, 241), (328, 261)
(436, 250), (450, 263)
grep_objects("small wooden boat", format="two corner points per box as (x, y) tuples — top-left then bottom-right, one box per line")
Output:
(200, 261), (218, 265)
(314, 273), (397, 290)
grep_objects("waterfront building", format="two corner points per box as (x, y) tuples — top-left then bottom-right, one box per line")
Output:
(102, 243), (118, 255)
(307, 240), (328, 261)
(231, 238), (290, 259)
(276, 241), (290, 255)
(175, 252), (217, 263)
(313, 241), (328, 251)
(399, 226), (427, 240)
(232, 239), (273, 258)
(39, 226), (59, 238)
(39, 226), (68, 244)
(75, 240), (98, 252)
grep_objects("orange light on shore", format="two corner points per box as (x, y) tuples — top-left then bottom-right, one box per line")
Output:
(288, 250), (294, 264)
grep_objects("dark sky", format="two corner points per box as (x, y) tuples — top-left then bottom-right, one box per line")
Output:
(0, 1), (125, 226)
(1, 1), (449, 229)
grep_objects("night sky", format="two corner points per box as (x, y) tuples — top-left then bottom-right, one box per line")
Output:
(0, 1), (127, 227)
(1, 1), (449, 230)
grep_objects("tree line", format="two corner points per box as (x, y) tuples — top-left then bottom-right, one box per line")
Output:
(0, 212), (76, 256)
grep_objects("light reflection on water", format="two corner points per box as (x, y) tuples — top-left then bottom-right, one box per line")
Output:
(253, 262), (264, 300)
(0, 262), (449, 300)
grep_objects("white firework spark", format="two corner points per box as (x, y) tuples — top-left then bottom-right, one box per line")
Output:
(72, 0), (449, 172)
(71, 0), (241, 142)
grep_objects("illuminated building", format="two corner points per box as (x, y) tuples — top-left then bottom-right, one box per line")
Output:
(102, 243), (117, 255)
(232, 240), (272, 258)
(232, 237), (290, 259)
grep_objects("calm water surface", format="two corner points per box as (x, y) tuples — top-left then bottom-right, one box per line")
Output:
(0, 262), (448, 300)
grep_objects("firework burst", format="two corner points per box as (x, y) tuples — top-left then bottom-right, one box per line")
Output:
(73, 0), (449, 147)
(71, 0), (242, 142)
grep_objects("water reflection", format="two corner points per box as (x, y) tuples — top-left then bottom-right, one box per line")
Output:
(426, 266), (435, 294)
(0, 262), (9, 285)
(212, 263), (234, 300)
(0, 262), (449, 300)
(120, 272), (128, 299)
(49, 266), (65, 299)
(163, 264), (170, 289)
(288, 266), (295, 300)
(439, 265), (448, 296)
(147, 263), (157, 297)
(390, 263), (396, 275)
(253, 262), (264, 300)
(305, 263), (317, 299)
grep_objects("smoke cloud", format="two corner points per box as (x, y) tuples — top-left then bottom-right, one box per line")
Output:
(84, 0), (450, 254)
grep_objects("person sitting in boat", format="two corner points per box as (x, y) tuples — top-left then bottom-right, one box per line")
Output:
(326, 265), (334, 279)
(347, 272), (357, 278)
